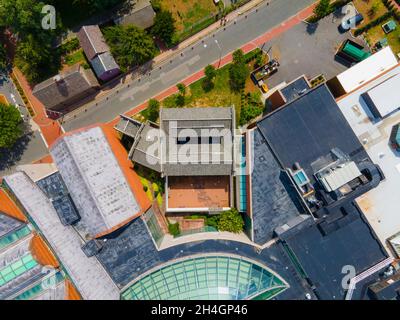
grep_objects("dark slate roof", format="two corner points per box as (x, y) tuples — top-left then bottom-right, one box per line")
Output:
(36, 172), (80, 226)
(77, 25), (110, 61)
(284, 203), (387, 300)
(160, 107), (235, 176)
(250, 128), (306, 245)
(257, 84), (369, 185)
(32, 65), (99, 110)
(114, 0), (155, 29)
(90, 52), (120, 77)
(280, 76), (310, 104)
(95, 215), (313, 299)
(0, 212), (23, 239)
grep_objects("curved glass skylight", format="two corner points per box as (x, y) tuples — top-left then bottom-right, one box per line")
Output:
(121, 255), (288, 300)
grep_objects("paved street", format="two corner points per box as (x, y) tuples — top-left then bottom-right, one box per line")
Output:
(0, 71), (49, 176)
(62, 0), (316, 132)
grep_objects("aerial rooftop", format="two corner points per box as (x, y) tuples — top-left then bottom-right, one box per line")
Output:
(50, 125), (149, 238)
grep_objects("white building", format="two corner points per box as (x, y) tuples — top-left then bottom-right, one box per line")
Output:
(50, 126), (145, 238)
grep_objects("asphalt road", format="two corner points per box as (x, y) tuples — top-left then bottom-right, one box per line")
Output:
(0, 72), (49, 176)
(62, 0), (315, 132)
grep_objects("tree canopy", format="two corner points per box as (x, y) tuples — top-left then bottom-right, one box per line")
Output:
(146, 98), (160, 123)
(202, 64), (217, 91)
(229, 49), (249, 92)
(217, 208), (244, 234)
(14, 34), (57, 84)
(0, 103), (23, 149)
(103, 25), (157, 71)
(314, 0), (331, 18)
(151, 10), (176, 46)
(0, 0), (47, 35)
(0, 44), (7, 70)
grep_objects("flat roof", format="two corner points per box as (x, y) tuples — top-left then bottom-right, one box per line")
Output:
(167, 176), (230, 210)
(257, 84), (369, 185)
(285, 204), (387, 299)
(280, 76), (310, 104)
(336, 47), (398, 93)
(336, 64), (400, 253)
(363, 72), (400, 118)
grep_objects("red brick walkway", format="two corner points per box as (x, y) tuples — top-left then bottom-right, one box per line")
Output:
(122, 3), (316, 120)
(13, 68), (63, 148)
(15, 2), (316, 165)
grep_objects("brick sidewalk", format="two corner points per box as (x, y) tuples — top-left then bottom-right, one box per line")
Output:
(119, 3), (317, 122)
(12, 68), (63, 148)
(23, 1), (316, 164)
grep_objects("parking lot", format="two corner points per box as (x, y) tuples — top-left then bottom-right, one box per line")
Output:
(263, 10), (365, 88)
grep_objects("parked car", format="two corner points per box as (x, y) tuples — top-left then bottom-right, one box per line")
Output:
(339, 13), (364, 32)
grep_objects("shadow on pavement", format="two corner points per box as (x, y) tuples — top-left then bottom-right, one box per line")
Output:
(0, 123), (33, 172)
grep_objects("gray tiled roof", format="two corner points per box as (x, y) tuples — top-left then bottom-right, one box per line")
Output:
(77, 25), (110, 60)
(160, 107), (235, 176)
(129, 122), (161, 172)
(114, 0), (155, 29)
(90, 52), (120, 76)
(32, 65), (99, 110)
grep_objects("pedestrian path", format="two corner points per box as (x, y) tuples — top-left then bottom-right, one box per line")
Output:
(120, 3), (316, 121)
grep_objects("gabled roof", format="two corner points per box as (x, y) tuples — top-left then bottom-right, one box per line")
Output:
(3, 171), (120, 300)
(49, 124), (150, 238)
(90, 51), (120, 77)
(32, 65), (99, 110)
(114, 0), (155, 29)
(160, 107), (235, 176)
(77, 25), (110, 61)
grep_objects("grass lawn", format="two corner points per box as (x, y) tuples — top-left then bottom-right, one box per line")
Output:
(353, 0), (388, 25)
(364, 17), (400, 55)
(162, 61), (259, 122)
(63, 49), (90, 68)
(158, 0), (219, 33)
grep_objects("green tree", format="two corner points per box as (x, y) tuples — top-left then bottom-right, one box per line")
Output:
(0, 0), (47, 35)
(175, 83), (186, 107)
(204, 65), (216, 81)
(0, 43), (7, 70)
(0, 103), (23, 148)
(14, 35), (55, 84)
(168, 222), (180, 237)
(229, 49), (249, 92)
(146, 98), (160, 122)
(71, 0), (121, 13)
(151, 10), (176, 46)
(103, 25), (157, 71)
(217, 208), (244, 233)
(313, 0), (331, 18)
(203, 64), (217, 91)
(177, 83), (186, 96)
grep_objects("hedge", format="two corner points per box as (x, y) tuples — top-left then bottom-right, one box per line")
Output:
(354, 11), (393, 36)
(307, 0), (353, 23)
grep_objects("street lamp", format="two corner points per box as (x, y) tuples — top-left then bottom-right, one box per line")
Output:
(215, 39), (222, 68)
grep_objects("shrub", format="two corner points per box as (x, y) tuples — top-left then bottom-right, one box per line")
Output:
(217, 209), (244, 233)
(168, 222), (180, 237)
